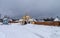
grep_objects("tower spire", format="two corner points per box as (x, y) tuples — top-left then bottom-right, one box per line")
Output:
(24, 10), (29, 16)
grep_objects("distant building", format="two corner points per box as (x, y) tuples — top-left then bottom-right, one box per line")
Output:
(3, 16), (9, 24)
(19, 14), (36, 24)
(54, 16), (60, 21)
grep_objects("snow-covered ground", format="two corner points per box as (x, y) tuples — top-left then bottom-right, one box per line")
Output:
(0, 23), (60, 38)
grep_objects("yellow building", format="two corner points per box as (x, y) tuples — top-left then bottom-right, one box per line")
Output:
(19, 15), (36, 24)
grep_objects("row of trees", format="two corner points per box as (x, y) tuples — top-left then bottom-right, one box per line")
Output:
(35, 16), (60, 21)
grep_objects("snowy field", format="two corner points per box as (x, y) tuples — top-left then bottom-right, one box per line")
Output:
(0, 23), (60, 38)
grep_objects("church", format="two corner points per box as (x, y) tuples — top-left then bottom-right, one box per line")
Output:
(19, 13), (36, 25)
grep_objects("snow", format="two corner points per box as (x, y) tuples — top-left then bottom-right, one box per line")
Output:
(19, 18), (36, 22)
(0, 23), (60, 38)
(54, 18), (60, 21)
(19, 19), (23, 21)
(28, 19), (34, 21)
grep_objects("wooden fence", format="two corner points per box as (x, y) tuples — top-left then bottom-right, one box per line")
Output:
(34, 21), (60, 26)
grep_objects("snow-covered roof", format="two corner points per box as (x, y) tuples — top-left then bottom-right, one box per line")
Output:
(28, 19), (34, 21)
(3, 17), (8, 20)
(9, 19), (12, 21)
(19, 19), (23, 21)
(28, 18), (36, 21)
(19, 18), (36, 22)
(54, 18), (60, 21)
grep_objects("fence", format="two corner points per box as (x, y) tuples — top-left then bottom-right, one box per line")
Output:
(34, 21), (60, 26)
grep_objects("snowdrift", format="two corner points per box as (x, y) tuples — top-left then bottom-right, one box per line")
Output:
(0, 23), (60, 38)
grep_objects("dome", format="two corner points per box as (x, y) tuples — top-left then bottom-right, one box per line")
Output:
(22, 15), (31, 19)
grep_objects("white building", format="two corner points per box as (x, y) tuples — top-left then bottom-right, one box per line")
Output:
(54, 17), (60, 21)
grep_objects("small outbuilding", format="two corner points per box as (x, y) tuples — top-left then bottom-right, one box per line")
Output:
(54, 17), (60, 21)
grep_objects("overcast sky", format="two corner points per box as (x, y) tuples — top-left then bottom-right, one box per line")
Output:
(0, 0), (60, 18)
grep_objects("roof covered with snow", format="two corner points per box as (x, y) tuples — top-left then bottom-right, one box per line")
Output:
(19, 19), (24, 21)
(54, 18), (60, 21)
(28, 18), (36, 21)
(19, 18), (36, 22)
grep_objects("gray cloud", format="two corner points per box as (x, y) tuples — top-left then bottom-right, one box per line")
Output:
(0, 0), (60, 18)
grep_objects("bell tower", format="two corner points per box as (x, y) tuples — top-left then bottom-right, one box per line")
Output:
(22, 11), (31, 24)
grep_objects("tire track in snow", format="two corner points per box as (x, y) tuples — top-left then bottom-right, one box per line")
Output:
(22, 26), (44, 38)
